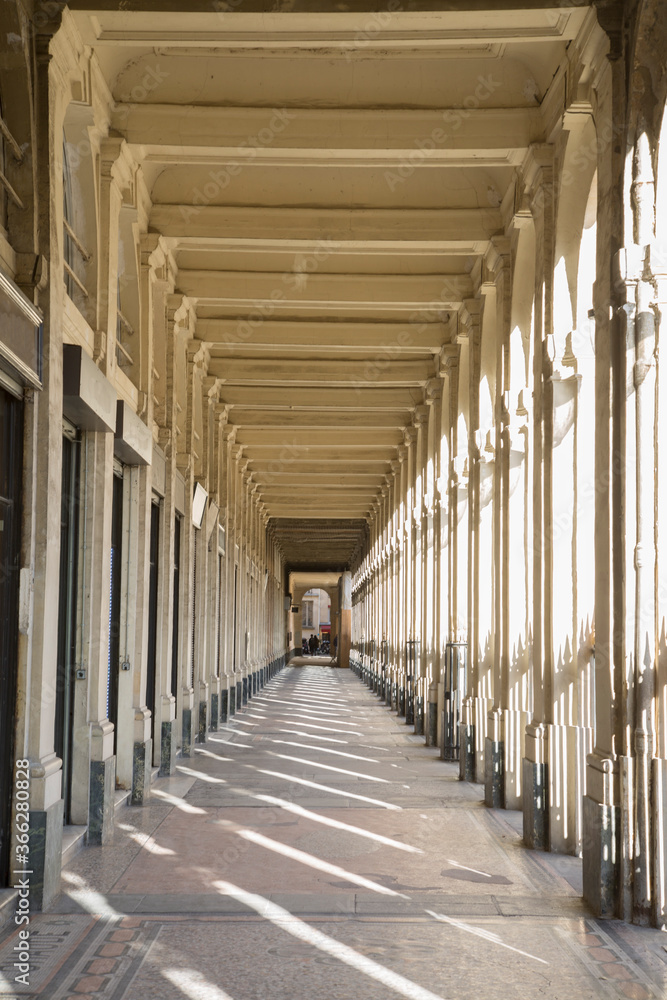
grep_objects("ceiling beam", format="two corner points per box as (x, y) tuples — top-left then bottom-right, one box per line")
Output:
(178, 269), (472, 308)
(199, 319), (447, 352)
(250, 460), (391, 475)
(116, 105), (542, 158)
(235, 428), (403, 447)
(208, 358), (435, 384)
(219, 387), (425, 408)
(228, 410), (412, 428)
(74, 8), (588, 49)
(151, 205), (503, 243)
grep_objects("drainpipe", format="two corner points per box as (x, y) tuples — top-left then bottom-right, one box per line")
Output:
(631, 129), (656, 925)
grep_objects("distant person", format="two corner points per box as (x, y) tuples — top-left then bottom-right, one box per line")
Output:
(302, 638), (308, 655)
(308, 634), (318, 655)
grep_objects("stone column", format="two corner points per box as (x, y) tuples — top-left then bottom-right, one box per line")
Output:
(424, 380), (442, 745)
(437, 360), (453, 755)
(394, 446), (407, 711)
(16, 34), (65, 908)
(651, 246), (667, 928)
(481, 242), (511, 811)
(404, 426), (417, 724)
(339, 571), (352, 669)
(220, 424), (236, 718)
(80, 437), (116, 845)
(582, 46), (625, 918)
(522, 144), (555, 850)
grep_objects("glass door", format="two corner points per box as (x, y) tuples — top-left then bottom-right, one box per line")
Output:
(0, 386), (23, 885)
(55, 431), (79, 823)
(108, 472), (123, 752)
(145, 500), (160, 738)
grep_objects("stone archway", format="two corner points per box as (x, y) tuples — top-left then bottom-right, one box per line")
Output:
(289, 570), (348, 666)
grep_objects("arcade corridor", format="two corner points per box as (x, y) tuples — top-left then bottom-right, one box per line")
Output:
(4, 4), (667, 985)
(3, 665), (663, 1000)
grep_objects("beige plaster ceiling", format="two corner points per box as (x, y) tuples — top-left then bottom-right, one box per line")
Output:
(70, 2), (592, 569)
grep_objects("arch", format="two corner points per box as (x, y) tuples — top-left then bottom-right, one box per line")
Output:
(553, 115), (599, 361)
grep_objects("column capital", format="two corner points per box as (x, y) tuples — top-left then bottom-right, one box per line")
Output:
(522, 143), (554, 200)
(484, 238), (512, 276)
(425, 379), (442, 404)
(412, 405), (429, 429)
(202, 376), (221, 401)
(438, 343), (459, 376)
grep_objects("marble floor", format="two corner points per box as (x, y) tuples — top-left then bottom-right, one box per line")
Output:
(1, 665), (666, 999)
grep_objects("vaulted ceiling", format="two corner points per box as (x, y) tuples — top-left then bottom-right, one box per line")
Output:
(71, 2), (592, 569)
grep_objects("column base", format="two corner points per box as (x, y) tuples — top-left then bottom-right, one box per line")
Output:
(653, 757), (667, 928)
(522, 757), (549, 850)
(503, 709), (530, 810)
(28, 798), (64, 910)
(182, 708), (193, 757)
(458, 724), (475, 781)
(237, 680), (243, 709)
(220, 688), (229, 724)
(405, 682), (414, 726)
(210, 692), (219, 731)
(88, 756), (115, 845)
(427, 702), (438, 747)
(159, 720), (176, 776)
(548, 723), (592, 855)
(131, 739), (152, 805)
(414, 695), (424, 736)
(582, 794), (620, 918)
(474, 697), (493, 781)
(485, 738), (505, 809)
(197, 701), (207, 743)
(230, 685), (236, 715)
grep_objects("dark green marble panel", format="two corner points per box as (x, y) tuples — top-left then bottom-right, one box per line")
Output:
(28, 799), (64, 911)
(88, 756), (115, 845)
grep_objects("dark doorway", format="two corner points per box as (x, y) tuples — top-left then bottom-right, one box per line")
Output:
(233, 564), (238, 672)
(216, 553), (223, 677)
(55, 431), (80, 824)
(108, 471), (123, 753)
(145, 500), (160, 735)
(171, 514), (181, 699)
(190, 531), (197, 688)
(0, 386), (23, 886)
